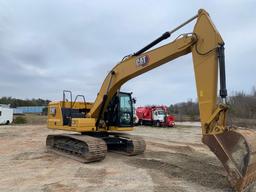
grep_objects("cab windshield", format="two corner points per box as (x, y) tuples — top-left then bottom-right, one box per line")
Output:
(158, 110), (165, 115)
(119, 93), (133, 126)
(120, 94), (132, 113)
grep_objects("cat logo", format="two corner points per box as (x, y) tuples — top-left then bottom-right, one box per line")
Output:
(135, 55), (149, 67)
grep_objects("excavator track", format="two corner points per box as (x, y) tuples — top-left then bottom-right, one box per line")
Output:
(46, 134), (107, 163)
(101, 133), (146, 156)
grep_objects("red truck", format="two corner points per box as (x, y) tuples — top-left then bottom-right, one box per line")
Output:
(136, 105), (175, 127)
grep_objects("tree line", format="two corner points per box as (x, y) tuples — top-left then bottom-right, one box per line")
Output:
(1, 86), (256, 120)
(0, 97), (51, 108)
(169, 87), (256, 120)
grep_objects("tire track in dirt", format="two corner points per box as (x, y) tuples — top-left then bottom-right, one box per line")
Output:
(126, 150), (232, 191)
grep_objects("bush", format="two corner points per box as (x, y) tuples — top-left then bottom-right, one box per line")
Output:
(13, 116), (27, 124)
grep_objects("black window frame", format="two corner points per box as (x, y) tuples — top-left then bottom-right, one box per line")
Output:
(117, 92), (134, 127)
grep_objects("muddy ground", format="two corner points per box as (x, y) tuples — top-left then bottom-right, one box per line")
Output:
(0, 124), (251, 192)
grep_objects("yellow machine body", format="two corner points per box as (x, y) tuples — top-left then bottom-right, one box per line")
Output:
(48, 101), (133, 132)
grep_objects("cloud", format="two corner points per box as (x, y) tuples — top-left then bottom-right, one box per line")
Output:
(0, 0), (255, 106)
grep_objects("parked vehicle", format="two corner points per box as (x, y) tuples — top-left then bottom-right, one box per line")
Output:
(133, 104), (139, 125)
(136, 106), (175, 127)
(0, 105), (13, 125)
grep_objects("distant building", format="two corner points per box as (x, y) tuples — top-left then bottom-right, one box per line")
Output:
(15, 106), (46, 114)
(13, 108), (24, 115)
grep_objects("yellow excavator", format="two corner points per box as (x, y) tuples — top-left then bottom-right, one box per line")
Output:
(47, 9), (256, 191)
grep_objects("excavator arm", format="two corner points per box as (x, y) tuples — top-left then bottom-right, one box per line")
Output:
(87, 9), (256, 191)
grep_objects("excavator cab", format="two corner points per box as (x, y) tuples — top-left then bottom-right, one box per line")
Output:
(104, 92), (134, 127)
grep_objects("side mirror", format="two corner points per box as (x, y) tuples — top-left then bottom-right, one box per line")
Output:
(132, 98), (136, 104)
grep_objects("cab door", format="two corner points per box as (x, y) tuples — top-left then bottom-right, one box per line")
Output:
(118, 92), (133, 127)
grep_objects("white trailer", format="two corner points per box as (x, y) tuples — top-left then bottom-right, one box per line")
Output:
(0, 105), (13, 125)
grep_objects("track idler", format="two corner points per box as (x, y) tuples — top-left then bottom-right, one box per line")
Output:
(203, 128), (256, 191)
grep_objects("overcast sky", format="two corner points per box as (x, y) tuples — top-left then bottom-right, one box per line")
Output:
(0, 0), (255, 106)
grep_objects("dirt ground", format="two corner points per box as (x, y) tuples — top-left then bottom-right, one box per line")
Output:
(0, 124), (251, 192)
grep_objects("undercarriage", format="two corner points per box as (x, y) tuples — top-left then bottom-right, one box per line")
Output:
(46, 132), (146, 163)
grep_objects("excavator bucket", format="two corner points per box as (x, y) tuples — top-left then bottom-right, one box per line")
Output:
(203, 128), (256, 191)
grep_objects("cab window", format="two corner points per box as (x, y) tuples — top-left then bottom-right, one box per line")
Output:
(119, 93), (133, 126)
(49, 107), (56, 116)
(158, 110), (165, 115)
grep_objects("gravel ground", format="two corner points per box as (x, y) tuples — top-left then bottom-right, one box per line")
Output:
(0, 124), (250, 192)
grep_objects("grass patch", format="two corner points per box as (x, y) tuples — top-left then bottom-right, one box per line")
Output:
(13, 116), (27, 124)
(14, 114), (47, 125)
